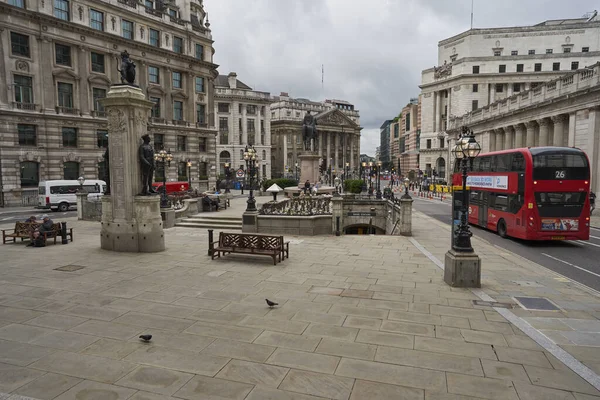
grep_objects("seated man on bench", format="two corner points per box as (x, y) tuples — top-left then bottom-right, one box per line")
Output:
(28, 215), (53, 246)
(202, 195), (219, 211)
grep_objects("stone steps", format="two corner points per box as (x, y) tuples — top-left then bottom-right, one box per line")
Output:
(175, 215), (243, 230)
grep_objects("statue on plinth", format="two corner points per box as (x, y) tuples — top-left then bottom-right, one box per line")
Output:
(117, 50), (136, 85)
(302, 111), (318, 152)
(139, 134), (157, 195)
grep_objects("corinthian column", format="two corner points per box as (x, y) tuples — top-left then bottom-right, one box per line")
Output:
(504, 126), (514, 150)
(488, 130), (496, 152)
(525, 121), (536, 147)
(551, 115), (567, 147)
(513, 124), (525, 148)
(495, 128), (504, 151)
(537, 118), (550, 147)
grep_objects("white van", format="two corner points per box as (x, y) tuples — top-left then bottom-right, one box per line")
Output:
(38, 180), (106, 212)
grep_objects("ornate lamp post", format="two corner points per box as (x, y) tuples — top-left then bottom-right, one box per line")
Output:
(402, 177), (411, 199)
(186, 159), (192, 189)
(345, 162), (350, 184)
(451, 128), (481, 252)
(77, 176), (85, 192)
(294, 162), (299, 183)
(244, 145), (257, 212)
(154, 149), (173, 208)
(376, 160), (382, 199)
(224, 162), (231, 194)
(361, 162), (367, 188)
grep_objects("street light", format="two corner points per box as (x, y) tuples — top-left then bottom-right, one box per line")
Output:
(376, 160), (382, 199)
(402, 177), (411, 199)
(452, 127), (481, 253)
(77, 176), (85, 192)
(224, 162), (231, 194)
(294, 162), (299, 183)
(186, 159), (192, 189)
(345, 162), (350, 185)
(243, 145), (257, 212)
(154, 149), (173, 208)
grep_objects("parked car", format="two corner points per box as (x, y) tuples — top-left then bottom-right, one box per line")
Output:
(38, 180), (106, 212)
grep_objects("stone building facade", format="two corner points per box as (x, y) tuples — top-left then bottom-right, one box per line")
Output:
(399, 98), (421, 179)
(379, 120), (391, 169)
(448, 63), (600, 192)
(214, 72), (272, 181)
(0, 0), (218, 206)
(419, 14), (600, 181)
(270, 93), (361, 179)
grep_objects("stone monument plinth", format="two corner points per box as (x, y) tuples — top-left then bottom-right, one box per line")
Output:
(100, 85), (165, 252)
(298, 152), (321, 185)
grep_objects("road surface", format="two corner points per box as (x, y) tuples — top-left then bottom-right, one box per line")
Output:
(0, 208), (77, 225)
(412, 196), (600, 292)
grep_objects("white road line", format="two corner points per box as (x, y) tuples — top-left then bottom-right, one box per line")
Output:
(589, 235), (600, 240)
(542, 253), (600, 279)
(576, 240), (600, 248)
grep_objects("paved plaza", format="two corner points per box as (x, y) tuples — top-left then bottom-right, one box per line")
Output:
(1, 197), (600, 399)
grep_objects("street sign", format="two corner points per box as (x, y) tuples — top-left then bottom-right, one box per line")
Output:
(236, 169), (245, 178)
(347, 211), (376, 217)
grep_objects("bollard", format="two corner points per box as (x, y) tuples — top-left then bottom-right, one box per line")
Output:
(61, 222), (68, 244)
(335, 216), (340, 236)
(207, 229), (214, 256)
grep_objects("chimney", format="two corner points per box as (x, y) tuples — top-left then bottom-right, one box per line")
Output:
(228, 72), (237, 89)
(280, 92), (289, 97)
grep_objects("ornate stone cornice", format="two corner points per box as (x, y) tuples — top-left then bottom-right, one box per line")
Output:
(525, 121), (537, 129)
(537, 118), (550, 126)
(551, 114), (569, 123)
(52, 67), (80, 81)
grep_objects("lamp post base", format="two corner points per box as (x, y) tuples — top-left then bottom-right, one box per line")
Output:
(443, 249), (481, 288)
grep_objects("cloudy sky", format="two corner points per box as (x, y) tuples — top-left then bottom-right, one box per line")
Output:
(206, 0), (595, 156)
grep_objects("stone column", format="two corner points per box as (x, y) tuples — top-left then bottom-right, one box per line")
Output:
(282, 131), (287, 172)
(551, 115), (567, 147)
(350, 133), (355, 171)
(0, 29), (9, 105)
(292, 131), (297, 165)
(568, 112), (576, 147)
(537, 118), (550, 147)
(399, 198), (413, 236)
(495, 128), (504, 151)
(435, 92), (442, 132)
(489, 84), (495, 104)
(326, 131), (331, 169)
(100, 85), (164, 253)
(525, 121), (536, 147)
(488, 130), (496, 152)
(504, 126), (514, 150)
(513, 123), (525, 148)
(334, 132), (339, 171)
(318, 130), (323, 158)
(41, 38), (56, 112)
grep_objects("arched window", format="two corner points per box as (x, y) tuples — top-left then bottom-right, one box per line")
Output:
(219, 150), (231, 176)
(63, 161), (79, 180)
(436, 157), (446, 180)
(20, 161), (39, 187)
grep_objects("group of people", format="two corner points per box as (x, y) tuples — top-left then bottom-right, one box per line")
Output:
(24, 214), (54, 247)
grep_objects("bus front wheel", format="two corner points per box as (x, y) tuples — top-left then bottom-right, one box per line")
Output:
(497, 219), (508, 238)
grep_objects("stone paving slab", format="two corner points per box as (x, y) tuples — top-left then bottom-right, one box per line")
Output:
(0, 198), (600, 399)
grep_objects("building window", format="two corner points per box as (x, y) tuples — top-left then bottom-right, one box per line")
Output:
(177, 135), (186, 151)
(57, 82), (73, 108)
(439, 138), (445, 148)
(472, 65), (479, 74)
(91, 52), (105, 73)
(511, 50), (518, 55)
(62, 127), (77, 148)
(10, 32), (29, 57)
(218, 103), (229, 113)
(393, 124), (399, 138)
(195, 44), (204, 60)
(499, 65), (506, 73)
(169, 8), (178, 18)
(149, 29), (160, 47)
(148, 66), (159, 84)
(472, 84), (478, 92)
(563, 47), (571, 53)
(177, 162), (187, 181)
(9, 0), (25, 8)
(21, 161), (39, 188)
(90, 9), (104, 31)
(14, 75), (33, 104)
(199, 161), (207, 179)
(173, 101), (183, 121)
(286, 110), (291, 116)
(425, 139), (432, 149)
(553, 62), (560, 71)
(534, 63), (542, 72)
(513, 83), (521, 92)
(471, 100), (478, 111)
(219, 117), (228, 131)
(172, 71), (182, 89)
(55, 44), (71, 66)
(54, 0), (70, 21)
(405, 114), (411, 131)
(528, 49), (535, 55)
(154, 133), (164, 150)
(92, 88), (106, 112)
(196, 104), (205, 125)
(545, 48), (553, 54)
(571, 61), (579, 70)
(63, 161), (79, 180)
(198, 137), (207, 152)
(495, 83), (504, 93)
(18, 124), (36, 146)
(146, 1), (154, 10)
(493, 50), (501, 56)
(173, 36), (183, 54)
(247, 105), (257, 115)
(122, 20), (134, 39)
(516, 64), (523, 72)
(582, 47), (589, 53)
(97, 129), (108, 148)
(150, 97), (160, 118)
(195, 76), (204, 93)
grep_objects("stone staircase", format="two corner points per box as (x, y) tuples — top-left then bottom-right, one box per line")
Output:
(175, 214), (243, 230)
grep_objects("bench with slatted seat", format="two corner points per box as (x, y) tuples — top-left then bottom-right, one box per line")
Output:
(2, 222), (73, 245)
(210, 232), (288, 265)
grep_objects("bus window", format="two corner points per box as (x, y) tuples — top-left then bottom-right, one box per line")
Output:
(512, 153), (525, 171)
(532, 152), (589, 180)
(494, 195), (508, 211)
(470, 191), (480, 206)
(508, 195), (523, 213)
(479, 157), (491, 172)
(472, 158), (481, 172)
(493, 155), (511, 172)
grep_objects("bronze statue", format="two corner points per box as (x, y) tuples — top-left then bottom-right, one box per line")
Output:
(139, 134), (157, 195)
(302, 111), (317, 151)
(117, 50), (136, 85)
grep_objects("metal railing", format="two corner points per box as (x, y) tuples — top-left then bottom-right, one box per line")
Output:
(91, 110), (106, 118)
(13, 102), (37, 111)
(56, 106), (79, 115)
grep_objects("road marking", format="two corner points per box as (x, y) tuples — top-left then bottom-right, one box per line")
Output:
(542, 253), (600, 279)
(576, 240), (600, 248)
(589, 235), (600, 240)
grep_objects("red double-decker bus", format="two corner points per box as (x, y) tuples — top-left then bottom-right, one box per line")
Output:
(452, 147), (590, 241)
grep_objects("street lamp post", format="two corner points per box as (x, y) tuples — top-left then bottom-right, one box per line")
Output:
(224, 162), (231, 194)
(294, 162), (299, 183)
(361, 162), (367, 190)
(186, 159), (192, 189)
(402, 177), (411, 199)
(244, 145), (257, 212)
(376, 160), (382, 199)
(154, 149), (173, 208)
(345, 162), (350, 185)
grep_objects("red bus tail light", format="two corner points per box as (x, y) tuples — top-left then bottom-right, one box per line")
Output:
(45, 196), (50, 205)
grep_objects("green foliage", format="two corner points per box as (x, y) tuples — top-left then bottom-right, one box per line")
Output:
(344, 179), (364, 194)
(261, 178), (298, 191)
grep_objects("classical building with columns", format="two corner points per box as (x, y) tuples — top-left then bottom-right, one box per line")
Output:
(420, 13), (600, 182)
(0, 0), (218, 206)
(214, 72), (272, 181)
(447, 62), (600, 192)
(270, 93), (361, 179)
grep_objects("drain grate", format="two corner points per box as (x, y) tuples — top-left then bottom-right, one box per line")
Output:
(510, 280), (544, 287)
(54, 265), (85, 272)
(472, 300), (514, 308)
(514, 296), (560, 311)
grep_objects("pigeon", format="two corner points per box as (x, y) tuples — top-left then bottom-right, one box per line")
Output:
(265, 299), (278, 308)
(139, 334), (152, 342)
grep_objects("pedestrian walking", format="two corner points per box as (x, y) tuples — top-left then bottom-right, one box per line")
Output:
(591, 191), (596, 214)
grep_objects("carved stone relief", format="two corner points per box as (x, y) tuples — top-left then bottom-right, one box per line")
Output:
(140, 27), (144, 39)
(15, 60), (29, 72)
(107, 108), (126, 219)
(78, 6), (83, 20)
(111, 17), (116, 31)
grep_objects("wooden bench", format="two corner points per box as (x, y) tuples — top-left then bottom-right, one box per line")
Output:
(2, 222), (74, 245)
(210, 232), (288, 265)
